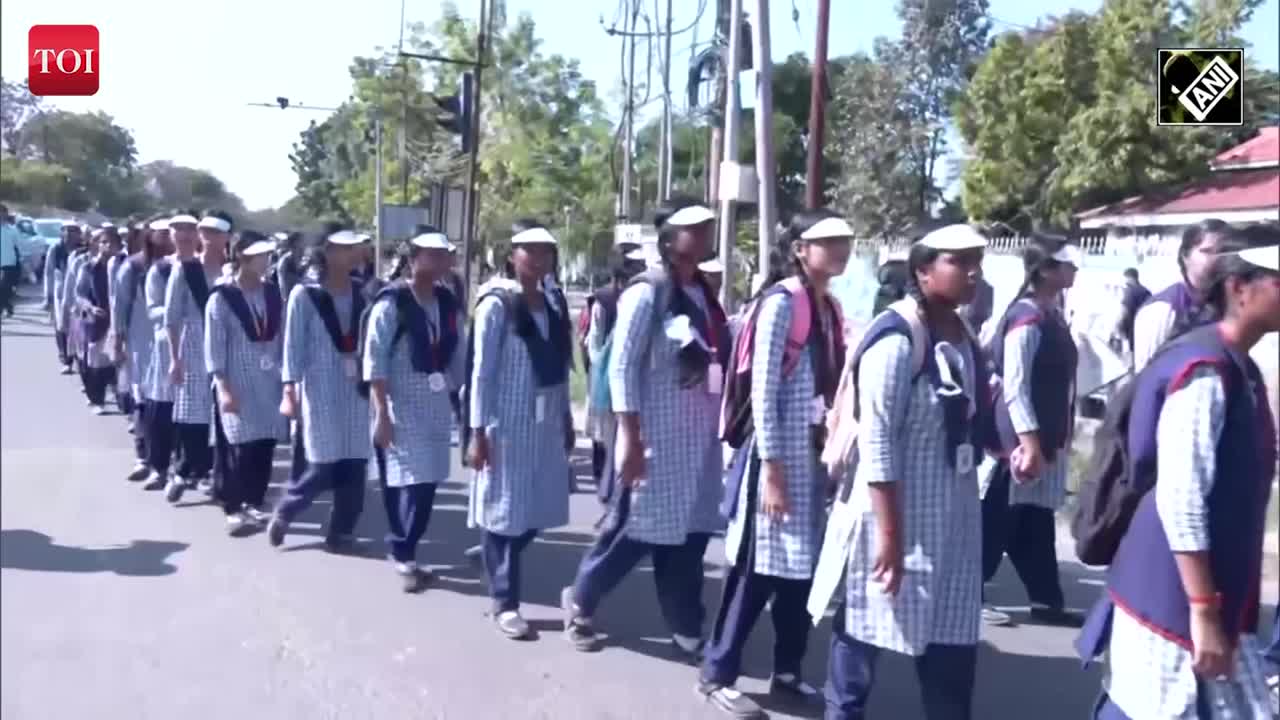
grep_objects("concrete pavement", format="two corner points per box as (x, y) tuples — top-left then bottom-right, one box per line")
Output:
(0, 291), (1264, 720)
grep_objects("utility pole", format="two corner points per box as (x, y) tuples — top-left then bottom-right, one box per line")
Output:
(707, 0), (729, 205)
(461, 0), (488, 300)
(752, 0), (777, 286)
(657, 0), (674, 201)
(374, 113), (385, 278)
(620, 0), (639, 220)
(717, 0), (745, 310)
(804, 0), (831, 209)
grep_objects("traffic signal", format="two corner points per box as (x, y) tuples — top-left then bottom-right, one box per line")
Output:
(432, 72), (474, 153)
(276, 96), (290, 110)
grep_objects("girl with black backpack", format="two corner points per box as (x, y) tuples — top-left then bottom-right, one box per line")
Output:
(1077, 230), (1278, 719)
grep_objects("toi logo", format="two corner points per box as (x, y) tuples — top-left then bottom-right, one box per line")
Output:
(28, 25), (99, 96)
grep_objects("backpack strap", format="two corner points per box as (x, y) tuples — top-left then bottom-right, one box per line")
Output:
(885, 297), (929, 377)
(778, 276), (812, 376)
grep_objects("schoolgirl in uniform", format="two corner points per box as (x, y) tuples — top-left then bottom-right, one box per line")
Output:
(1132, 219), (1228, 370)
(563, 199), (728, 657)
(140, 218), (181, 491)
(44, 221), (84, 374)
(115, 219), (168, 482)
(1078, 232), (1278, 719)
(205, 231), (286, 535)
(63, 234), (92, 396)
(366, 230), (464, 593)
(697, 209), (852, 717)
(467, 221), (573, 638)
(822, 225), (991, 720)
(74, 226), (124, 415)
(108, 224), (136, 418)
(981, 235), (1082, 628)
(163, 212), (231, 502)
(268, 228), (371, 553)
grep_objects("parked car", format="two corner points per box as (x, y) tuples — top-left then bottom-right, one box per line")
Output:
(28, 217), (66, 282)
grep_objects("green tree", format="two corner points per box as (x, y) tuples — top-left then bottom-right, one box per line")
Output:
(290, 119), (352, 223)
(15, 109), (144, 216)
(0, 79), (43, 155)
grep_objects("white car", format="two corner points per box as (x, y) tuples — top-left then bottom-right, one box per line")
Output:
(27, 217), (67, 281)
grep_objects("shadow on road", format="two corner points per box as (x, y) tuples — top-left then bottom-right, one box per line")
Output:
(0, 528), (188, 576)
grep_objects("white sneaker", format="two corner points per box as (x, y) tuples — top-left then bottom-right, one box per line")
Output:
(244, 506), (271, 523)
(164, 477), (185, 503)
(226, 513), (248, 535)
(495, 610), (530, 639)
(92, 405), (107, 415)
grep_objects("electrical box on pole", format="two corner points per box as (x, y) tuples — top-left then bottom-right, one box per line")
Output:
(432, 71), (475, 153)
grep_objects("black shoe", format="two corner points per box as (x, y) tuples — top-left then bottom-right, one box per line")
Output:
(324, 535), (357, 555)
(769, 673), (820, 703)
(266, 517), (287, 548)
(695, 681), (767, 719)
(1029, 606), (1084, 627)
(561, 586), (601, 652)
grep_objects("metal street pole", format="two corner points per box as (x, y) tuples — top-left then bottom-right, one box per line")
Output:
(374, 114), (385, 278)
(658, 0), (674, 201)
(717, 0), (744, 310)
(805, 0), (831, 209)
(461, 0), (488, 301)
(621, 0), (639, 219)
(752, 0), (777, 286)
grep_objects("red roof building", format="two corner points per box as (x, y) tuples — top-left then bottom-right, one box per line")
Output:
(1076, 127), (1279, 229)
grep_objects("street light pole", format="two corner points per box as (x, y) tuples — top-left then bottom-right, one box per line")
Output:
(717, 0), (745, 311)
(804, 0), (831, 209)
(751, 0), (777, 287)
(374, 113), (384, 279)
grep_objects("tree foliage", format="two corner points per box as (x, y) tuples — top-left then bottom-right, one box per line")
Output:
(955, 0), (1276, 229)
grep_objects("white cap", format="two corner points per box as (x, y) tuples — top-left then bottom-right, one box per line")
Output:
(169, 214), (198, 227)
(99, 221), (115, 230)
(511, 227), (557, 246)
(698, 259), (724, 273)
(61, 220), (79, 229)
(664, 205), (716, 227)
(198, 216), (232, 232)
(327, 230), (366, 245)
(1238, 244), (1279, 272)
(1051, 243), (1084, 267)
(624, 248), (648, 261)
(799, 216), (855, 241)
(239, 239), (277, 257)
(410, 232), (453, 251)
(149, 219), (170, 231)
(272, 232), (289, 241)
(356, 233), (372, 243)
(918, 224), (988, 251)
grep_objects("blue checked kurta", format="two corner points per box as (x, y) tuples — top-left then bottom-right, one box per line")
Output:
(204, 285), (287, 445)
(609, 282), (726, 546)
(364, 294), (463, 488)
(467, 294), (571, 535)
(165, 263), (217, 424)
(724, 292), (827, 580)
(113, 260), (153, 398)
(74, 259), (114, 370)
(142, 259), (175, 402)
(980, 315), (1069, 509)
(282, 284), (371, 464)
(1103, 368), (1273, 720)
(842, 334), (983, 656)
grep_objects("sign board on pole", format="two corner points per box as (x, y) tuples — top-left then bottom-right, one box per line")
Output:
(380, 204), (429, 243)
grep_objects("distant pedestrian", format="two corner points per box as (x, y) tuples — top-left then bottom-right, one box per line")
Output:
(1114, 267), (1150, 357)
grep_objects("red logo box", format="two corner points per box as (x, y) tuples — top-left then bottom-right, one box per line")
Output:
(28, 25), (99, 96)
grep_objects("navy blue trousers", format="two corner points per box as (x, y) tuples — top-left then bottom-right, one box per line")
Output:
(144, 400), (175, 474)
(221, 439), (276, 515)
(84, 365), (113, 406)
(701, 563), (812, 686)
(274, 458), (366, 540)
(571, 490), (710, 639)
(824, 611), (976, 720)
(55, 330), (68, 365)
(378, 470), (437, 565)
(174, 422), (212, 480)
(289, 420), (307, 482)
(482, 529), (538, 613)
(981, 462), (1064, 609)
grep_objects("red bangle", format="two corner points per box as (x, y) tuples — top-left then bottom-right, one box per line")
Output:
(1187, 593), (1222, 607)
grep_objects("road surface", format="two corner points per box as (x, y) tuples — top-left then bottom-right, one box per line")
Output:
(1, 290), (1269, 720)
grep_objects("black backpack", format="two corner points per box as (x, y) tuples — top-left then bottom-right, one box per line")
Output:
(1069, 330), (1212, 566)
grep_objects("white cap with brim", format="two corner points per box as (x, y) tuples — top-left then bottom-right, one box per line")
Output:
(238, 239), (278, 257)
(169, 214), (198, 226)
(1238, 244), (1280, 272)
(327, 230), (366, 245)
(664, 205), (716, 227)
(62, 220), (79, 229)
(698, 259), (724, 273)
(198, 216), (232, 232)
(272, 232), (289, 241)
(625, 248), (648, 261)
(149, 219), (170, 231)
(410, 232), (452, 251)
(799, 216), (855, 241)
(511, 227), (557, 246)
(356, 233), (372, 243)
(1051, 243), (1084, 267)
(918, 224), (988, 251)
(100, 222), (115, 230)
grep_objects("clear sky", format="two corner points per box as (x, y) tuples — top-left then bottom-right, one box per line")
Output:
(2, 0), (1277, 210)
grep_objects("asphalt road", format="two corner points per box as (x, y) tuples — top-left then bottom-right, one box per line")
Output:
(0, 289), (1270, 720)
